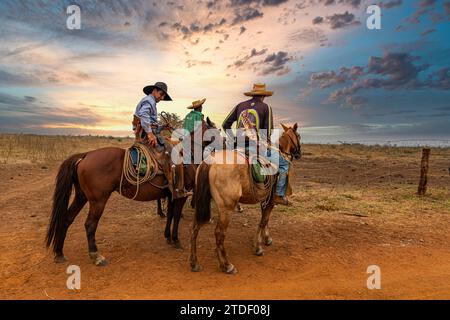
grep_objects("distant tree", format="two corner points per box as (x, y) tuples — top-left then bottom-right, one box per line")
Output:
(158, 111), (183, 129)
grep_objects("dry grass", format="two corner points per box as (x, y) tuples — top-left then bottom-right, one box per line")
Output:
(282, 143), (450, 218)
(0, 134), (132, 164)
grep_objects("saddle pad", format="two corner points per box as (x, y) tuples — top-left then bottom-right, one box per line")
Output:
(235, 149), (270, 183)
(251, 161), (266, 183)
(130, 148), (148, 176)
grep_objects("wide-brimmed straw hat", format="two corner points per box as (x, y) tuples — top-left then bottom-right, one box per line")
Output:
(244, 83), (273, 97)
(143, 82), (172, 101)
(187, 98), (206, 109)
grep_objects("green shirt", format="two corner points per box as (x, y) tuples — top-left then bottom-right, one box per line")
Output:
(183, 110), (204, 133)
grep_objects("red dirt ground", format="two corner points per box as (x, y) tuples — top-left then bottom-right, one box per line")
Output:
(1, 145), (449, 299)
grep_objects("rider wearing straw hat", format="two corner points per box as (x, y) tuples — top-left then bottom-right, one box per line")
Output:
(183, 98), (206, 134)
(222, 83), (292, 206)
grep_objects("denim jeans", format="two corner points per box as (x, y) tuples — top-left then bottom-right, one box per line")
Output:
(267, 149), (290, 196)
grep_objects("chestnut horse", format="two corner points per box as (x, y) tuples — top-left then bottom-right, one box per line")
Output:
(190, 123), (301, 274)
(46, 118), (215, 266)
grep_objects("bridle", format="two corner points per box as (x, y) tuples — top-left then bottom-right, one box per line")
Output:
(283, 128), (302, 161)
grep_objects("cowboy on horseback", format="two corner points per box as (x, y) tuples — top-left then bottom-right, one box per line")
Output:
(183, 98), (206, 133)
(222, 83), (292, 206)
(132, 81), (188, 199)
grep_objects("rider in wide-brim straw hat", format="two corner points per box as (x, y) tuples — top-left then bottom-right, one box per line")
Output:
(222, 83), (292, 206)
(244, 83), (273, 97)
(183, 98), (206, 133)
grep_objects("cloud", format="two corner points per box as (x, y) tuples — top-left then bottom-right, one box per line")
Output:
(308, 52), (449, 108)
(312, 11), (361, 29)
(317, 0), (362, 8)
(290, 28), (327, 45)
(379, 0), (403, 9)
(186, 59), (213, 68)
(310, 66), (364, 88)
(312, 16), (324, 24)
(228, 48), (268, 68)
(326, 11), (360, 29)
(259, 51), (292, 75)
(0, 92), (102, 130)
(228, 49), (292, 76)
(230, 0), (288, 6)
(444, 1), (450, 15)
(421, 28), (436, 36)
(231, 7), (264, 25)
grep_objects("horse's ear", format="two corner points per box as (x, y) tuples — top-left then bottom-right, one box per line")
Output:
(281, 123), (289, 131)
(293, 123), (298, 131)
(206, 116), (212, 126)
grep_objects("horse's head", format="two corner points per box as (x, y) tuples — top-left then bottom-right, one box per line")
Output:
(279, 123), (302, 160)
(189, 116), (218, 150)
(205, 116), (217, 130)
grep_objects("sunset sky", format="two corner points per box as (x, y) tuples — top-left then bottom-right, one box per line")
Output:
(0, 0), (449, 143)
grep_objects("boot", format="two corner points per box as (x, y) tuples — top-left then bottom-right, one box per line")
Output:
(171, 163), (193, 199)
(273, 195), (292, 206)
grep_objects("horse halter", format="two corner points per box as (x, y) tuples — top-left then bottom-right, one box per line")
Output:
(284, 128), (302, 160)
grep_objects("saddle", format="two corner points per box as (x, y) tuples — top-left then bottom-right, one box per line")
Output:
(236, 149), (276, 183)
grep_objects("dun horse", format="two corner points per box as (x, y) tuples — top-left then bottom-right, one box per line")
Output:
(190, 124), (301, 274)
(46, 118), (215, 265)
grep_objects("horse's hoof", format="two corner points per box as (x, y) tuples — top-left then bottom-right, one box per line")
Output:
(95, 258), (109, 267)
(254, 248), (264, 256)
(89, 252), (109, 266)
(166, 238), (172, 244)
(224, 264), (238, 275)
(191, 264), (202, 272)
(171, 241), (183, 250)
(264, 237), (273, 246)
(54, 255), (67, 263)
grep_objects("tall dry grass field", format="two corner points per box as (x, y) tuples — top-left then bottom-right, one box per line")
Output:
(0, 134), (133, 165)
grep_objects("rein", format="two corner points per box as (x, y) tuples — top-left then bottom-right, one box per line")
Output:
(281, 129), (301, 161)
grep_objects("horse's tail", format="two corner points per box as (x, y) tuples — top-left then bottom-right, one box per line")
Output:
(45, 153), (85, 252)
(194, 162), (212, 224)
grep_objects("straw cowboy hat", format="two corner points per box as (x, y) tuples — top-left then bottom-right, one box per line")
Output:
(143, 82), (173, 101)
(244, 83), (273, 97)
(187, 98), (206, 109)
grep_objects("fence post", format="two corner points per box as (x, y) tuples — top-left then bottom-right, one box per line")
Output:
(417, 148), (430, 196)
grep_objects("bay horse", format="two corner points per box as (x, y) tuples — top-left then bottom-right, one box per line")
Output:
(46, 118), (216, 266)
(190, 123), (301, 274)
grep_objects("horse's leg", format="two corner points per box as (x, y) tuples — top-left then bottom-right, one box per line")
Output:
(215, 207), (236, 274)
(156, 198), (166, 218)
(170, 197), (187, 249)
(189, 219), (203, 272)
(85, 199), (109, 266)
(54, 190), (87, 263)
(164, 198), (174, 244)
(253, 202), (275, 256)
(190, 193), (195, 208)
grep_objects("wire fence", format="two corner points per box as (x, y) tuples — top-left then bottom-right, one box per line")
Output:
(295, 143), (450, 208)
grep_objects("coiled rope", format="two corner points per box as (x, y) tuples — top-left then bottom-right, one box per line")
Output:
(119, 143), (160, 200)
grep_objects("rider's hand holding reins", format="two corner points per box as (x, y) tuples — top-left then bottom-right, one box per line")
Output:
(148, 132), (157, 147)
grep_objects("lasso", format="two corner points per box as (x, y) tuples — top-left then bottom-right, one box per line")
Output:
(119, 142), (160, 200)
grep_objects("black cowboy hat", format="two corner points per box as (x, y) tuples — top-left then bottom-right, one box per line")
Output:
(143, 82), (172, 101)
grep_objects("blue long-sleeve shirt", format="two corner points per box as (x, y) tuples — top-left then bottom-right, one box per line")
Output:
(134, 94), (158, 133)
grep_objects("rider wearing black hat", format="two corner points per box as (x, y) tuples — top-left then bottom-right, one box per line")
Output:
(133, 82), (188, 199)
